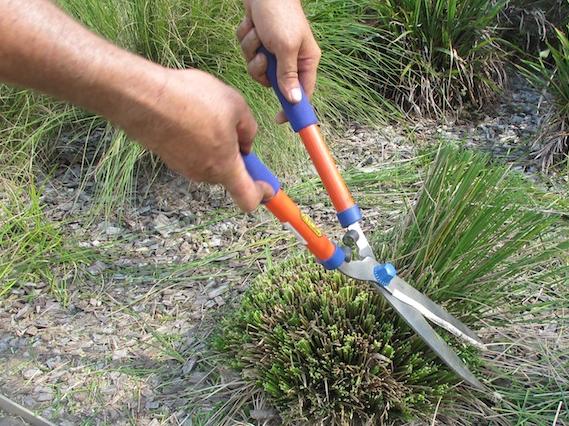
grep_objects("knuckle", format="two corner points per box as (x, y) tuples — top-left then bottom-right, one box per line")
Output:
(202, 160), (225, 183)
(249, 28), (259, 45)
(226, 87), (243, 104)
(314, 45), (322, 60)
(247, 61), (264, 79)
(281, 69), (299, 80)
(280, 38), (298, 54)
(236, 22), (245, 39)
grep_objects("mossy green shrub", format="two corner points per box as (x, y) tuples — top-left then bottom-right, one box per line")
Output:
(215, 147), (564, 425)
(217, 256), (474, 424)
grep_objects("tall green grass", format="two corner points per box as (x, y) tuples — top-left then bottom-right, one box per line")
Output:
(371, 0), (507, 115)
(521, 25), (569, 169)
(0, 0), (512, 216)
(0, 180), (91, 303)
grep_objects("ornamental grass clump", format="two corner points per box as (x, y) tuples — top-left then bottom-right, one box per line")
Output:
(522, 25), (569, 169)
(499, 0), (569, 54)
(214, 147), (565, 425)
(369, 0), (507, 116)
(217, 256), (470, 424)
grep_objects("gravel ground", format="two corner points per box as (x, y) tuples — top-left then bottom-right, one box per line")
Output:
(0, 74), (565, 425)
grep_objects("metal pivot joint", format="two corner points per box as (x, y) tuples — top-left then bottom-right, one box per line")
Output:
(373, 263), (397, 286)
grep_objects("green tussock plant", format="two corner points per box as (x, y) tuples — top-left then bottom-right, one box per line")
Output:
(521, 25), (569, 170)
(0, 86), (86, 180)
(368, 0), (507, 116)
(0, 0), (402, 216)
(0, 181), (92, 303)
(212, 147), (567, 425)
(499, 0), (569, 55)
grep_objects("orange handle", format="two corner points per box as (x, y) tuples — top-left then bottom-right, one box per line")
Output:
(266, 190), (335, 260)
(299, 125), (355, 214)
(265, 190), (344, 269)
(242, 152), (344, 269)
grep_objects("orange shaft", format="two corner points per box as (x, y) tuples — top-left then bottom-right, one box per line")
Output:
(266, 190), (335, 261)
(298, 125), (354, 213)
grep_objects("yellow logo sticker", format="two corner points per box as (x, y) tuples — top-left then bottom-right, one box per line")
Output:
(301, 213), (322, 237)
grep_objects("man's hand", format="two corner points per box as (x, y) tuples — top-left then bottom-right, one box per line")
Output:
(117, 68), (269, 212)
(0, 0), (271, 212)
(237, 0), (321, 122)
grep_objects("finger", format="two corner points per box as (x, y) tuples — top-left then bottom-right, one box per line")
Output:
(275, 110), (288, 124)
(235, 102), (258, 154)
(258, 181), (275, 202)
(236, 16), (253, 42)
(275, 45), (302, 104)
(247, 53), (270, 87)
(240, 28), (261, 62)
(224, 156), (265, 213)
(298, 41), (321, 99)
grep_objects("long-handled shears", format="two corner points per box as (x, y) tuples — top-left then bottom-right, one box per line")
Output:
(242, 48), (486, 390)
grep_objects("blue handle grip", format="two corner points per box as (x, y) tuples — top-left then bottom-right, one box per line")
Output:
(241, 152), (281, 197)
(258, 47), (319, 132)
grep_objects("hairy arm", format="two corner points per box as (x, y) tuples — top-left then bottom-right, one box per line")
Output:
(0, 0), (267, 211)
(0, 0), (163, 125)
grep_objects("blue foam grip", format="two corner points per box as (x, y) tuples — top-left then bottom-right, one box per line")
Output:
(373, 263), (398, 287)
(241, 152), (280, 198)
(258, 47), (319, 132)
(318, 245), (345, 270)
(336, 205), (363, 228)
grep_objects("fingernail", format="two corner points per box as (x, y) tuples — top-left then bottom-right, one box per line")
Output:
(290, 88), (302, 103)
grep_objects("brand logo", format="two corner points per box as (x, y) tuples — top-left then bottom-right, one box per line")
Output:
(300, 213), (322, 237)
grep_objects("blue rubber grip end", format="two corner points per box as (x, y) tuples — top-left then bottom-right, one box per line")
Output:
(373, 263), (398, 287)
(242, 152), (280, 197)
(258, 47), (319, 132)
(336, 205), (363, 228)
(319, 245), (345, 270)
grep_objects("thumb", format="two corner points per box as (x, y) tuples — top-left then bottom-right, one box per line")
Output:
(224, 154), (265, 213)
(276, 48), (302, 104)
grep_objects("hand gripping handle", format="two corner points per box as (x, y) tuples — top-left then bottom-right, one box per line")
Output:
(242, 153), (344, 270)
(258, 47), (362, 227)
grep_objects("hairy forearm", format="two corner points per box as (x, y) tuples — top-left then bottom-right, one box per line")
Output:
(0, 0), (165, 126)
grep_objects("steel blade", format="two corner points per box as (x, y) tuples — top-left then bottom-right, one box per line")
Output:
(377, 286), (485, 390)
(388, 277), (485, 349)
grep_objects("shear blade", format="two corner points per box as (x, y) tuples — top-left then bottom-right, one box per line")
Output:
(388, 277), (485, 349)
(377, 285), (485, 390)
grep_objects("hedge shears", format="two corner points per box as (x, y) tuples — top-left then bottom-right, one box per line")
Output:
(242, 48), (486, 390)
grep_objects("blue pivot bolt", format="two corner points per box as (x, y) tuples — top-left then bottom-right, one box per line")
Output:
(373, 263), (397, 287)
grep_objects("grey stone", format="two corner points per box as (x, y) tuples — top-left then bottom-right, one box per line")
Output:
(87, 260), (107, 276)
(35, 392), (53, 402)
(22, 368), (41, 380)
